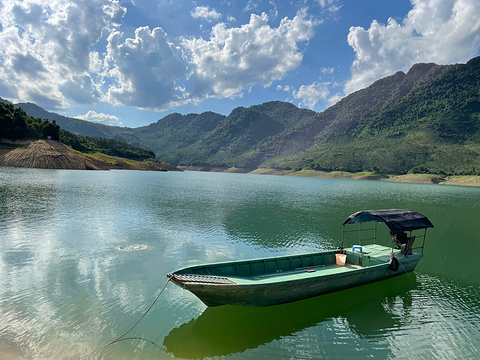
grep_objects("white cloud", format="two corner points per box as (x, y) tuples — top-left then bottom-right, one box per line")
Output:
(75, 110), (122, 125)
(245, 1), (258, 12)
(269, 0), (279, 19)
(321, 67), (335, 75)
(326, 93), (343, 107)
(293, 82), (330, 109)
(317, 0), (342, 13)
(182, 9), (315, 99)
(105, 26), (188, 110)
(60, 75), (103, 104)
(191, 6), (222, 22)
(0, 2), (317, 113)
(277, 84), (291, 92)
(0, 0), (126, 109)
(278, 81), (341, 110)
(345, 0), (480, 94)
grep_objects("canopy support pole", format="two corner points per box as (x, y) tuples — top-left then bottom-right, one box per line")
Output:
(359, 223), (362, 245)
(340, 225), (345, 249)
(422, 228), (426, 254)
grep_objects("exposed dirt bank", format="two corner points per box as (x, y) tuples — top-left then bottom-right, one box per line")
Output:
(181, 166), (480, 187)
(0, 139), (179, 171)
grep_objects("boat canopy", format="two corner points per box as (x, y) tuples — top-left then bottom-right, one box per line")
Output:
(343, 209), (434, 234)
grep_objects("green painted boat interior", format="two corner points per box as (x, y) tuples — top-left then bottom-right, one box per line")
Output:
(172, 244), (407, 285)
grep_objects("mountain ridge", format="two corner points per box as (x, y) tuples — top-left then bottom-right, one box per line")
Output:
(2, 56), (480, 175)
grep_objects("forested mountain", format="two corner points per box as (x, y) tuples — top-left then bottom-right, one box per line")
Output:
(288, 57), (480, 175)
(131, 111), (227, 163)
(0, 101), (156, 161)
(3, 56), (480, 175)
(12, 102), (119, 139)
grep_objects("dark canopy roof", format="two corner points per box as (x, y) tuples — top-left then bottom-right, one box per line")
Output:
(343, 209), (434, 234)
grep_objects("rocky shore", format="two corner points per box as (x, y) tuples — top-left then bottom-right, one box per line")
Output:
(181, 166), (480, 187)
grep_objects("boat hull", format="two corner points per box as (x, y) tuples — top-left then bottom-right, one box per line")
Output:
(168, 245), (422, 307)
(186, 258), (419, 307)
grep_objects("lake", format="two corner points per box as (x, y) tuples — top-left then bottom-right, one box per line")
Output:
(0, 168), (479, 359)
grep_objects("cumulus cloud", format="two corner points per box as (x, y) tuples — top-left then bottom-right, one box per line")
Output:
(60, 75), (103, 104)
(75, 110), (121, 125)
(0, 1), (316, 112)
(182, 9), (315, 99)
(0, 0), (126, 109)
(277, 81), (341, 110)
(105, 26), (188, 110)
(191, 6), (222, 22)
(293, 82), (330, 109)
(345, 0), (480, 94)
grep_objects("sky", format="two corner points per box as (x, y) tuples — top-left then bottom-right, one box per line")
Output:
(0, 0), (479, 128)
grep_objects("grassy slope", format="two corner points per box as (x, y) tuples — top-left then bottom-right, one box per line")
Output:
(79, 150), (179, 171)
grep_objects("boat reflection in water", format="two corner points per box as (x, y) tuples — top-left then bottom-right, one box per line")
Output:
(163, 273), (419, 359)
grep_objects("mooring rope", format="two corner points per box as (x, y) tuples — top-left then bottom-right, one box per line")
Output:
(390, 252), (412, 280)
(103, 278), (171, 349)
(397, 257), (412, 279)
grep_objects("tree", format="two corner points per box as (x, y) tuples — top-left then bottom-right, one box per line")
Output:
(42, 120), (60, 140)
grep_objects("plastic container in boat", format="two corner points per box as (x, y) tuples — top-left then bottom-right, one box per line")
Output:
(352, 245), (363, 253)
(335, 253), (346, 266)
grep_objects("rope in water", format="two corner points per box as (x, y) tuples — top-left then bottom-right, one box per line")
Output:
(389, 252), (412, 279)
(397, 257), (412, 279)
(103, 278), (171, 348)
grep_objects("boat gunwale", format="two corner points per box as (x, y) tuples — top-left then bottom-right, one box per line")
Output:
(169, 248), (341, 276)
(169, 249), (422, 288)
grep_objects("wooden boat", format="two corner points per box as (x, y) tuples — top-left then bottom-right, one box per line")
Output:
(167, 209), (434, 307)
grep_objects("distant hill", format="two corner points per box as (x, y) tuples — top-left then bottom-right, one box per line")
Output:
(0, 102), (178, 171)
(13, 102), (119, 138)
(3, 56), (480, 175)
(0, 97), (12, 105)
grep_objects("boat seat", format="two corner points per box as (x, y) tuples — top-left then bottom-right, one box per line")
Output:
(401, 236), (416, 255)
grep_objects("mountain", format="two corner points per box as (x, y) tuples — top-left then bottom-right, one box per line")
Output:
(131, 111), (227, 164)
(287, 57), (480, 175)
(164, 57), (480, 174)
(0, 97), (12, 105)
(3, 56), (480, 175)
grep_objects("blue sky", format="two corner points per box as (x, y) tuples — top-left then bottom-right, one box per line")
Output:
(1, 0), (479, 128)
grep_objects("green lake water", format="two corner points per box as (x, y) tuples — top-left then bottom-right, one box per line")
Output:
(0, 168), (479, 359)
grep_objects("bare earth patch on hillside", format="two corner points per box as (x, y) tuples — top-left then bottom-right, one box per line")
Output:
(0, 139), (179, 171)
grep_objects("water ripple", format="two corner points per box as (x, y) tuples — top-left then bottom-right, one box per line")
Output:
(1, 169), (480, 359)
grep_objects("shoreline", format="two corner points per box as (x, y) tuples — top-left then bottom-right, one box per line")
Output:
(180, 166), (480, 187)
